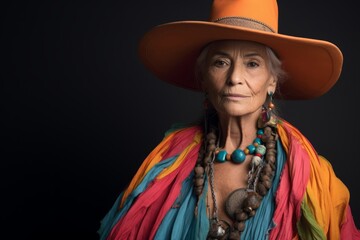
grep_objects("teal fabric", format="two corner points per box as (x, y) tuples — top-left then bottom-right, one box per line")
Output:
(98, 136), (286, 240)
(153, 139), (285, 239)
(154, 173), (209, 240)
(98, 155), (179, 240)
(164, 122), (199, 137)
(98, 192), (123, 240)
(241, 140), (286, 239)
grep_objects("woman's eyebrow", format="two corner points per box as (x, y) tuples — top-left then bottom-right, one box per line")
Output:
(243, 52), (262, 58)
(211, 51), (230, 57)
(211, 51), (262, 58)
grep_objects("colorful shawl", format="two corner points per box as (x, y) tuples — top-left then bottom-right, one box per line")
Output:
(98, 120), (360, 239)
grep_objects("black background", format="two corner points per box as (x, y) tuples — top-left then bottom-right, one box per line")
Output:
(2, 0), (359, 239)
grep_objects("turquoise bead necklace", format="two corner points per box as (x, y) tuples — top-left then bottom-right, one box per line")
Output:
(214, 128), (265, 164)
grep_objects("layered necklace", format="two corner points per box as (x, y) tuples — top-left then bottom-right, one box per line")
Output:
(193, 115), (278, 240)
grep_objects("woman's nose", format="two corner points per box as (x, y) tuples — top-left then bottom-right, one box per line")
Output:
(227, 64), (243, 85)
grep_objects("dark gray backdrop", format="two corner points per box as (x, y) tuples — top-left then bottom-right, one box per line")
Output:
(2, 0), (359, 239)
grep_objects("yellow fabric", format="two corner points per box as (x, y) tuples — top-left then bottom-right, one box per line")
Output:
(119, 129), (181, 207)
(157, 131), (202, 179)
(278, 121), (350, 239)
(309, 156), (349, 238)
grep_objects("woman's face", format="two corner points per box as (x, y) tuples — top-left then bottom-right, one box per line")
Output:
(201, 40), (276, 117)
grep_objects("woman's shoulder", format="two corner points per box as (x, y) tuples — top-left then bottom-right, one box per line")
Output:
(276, 118), (319, 156)
(163, 122), (203, 137)
(276, 118), (305, 140)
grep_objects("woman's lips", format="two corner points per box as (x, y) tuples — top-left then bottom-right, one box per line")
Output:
(222, 93), (248, 100)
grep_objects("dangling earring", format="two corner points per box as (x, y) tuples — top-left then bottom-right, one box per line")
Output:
(267, 91), (275, 119)
(258, 91), (278, 128)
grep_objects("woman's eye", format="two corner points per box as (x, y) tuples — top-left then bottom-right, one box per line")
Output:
(247, 61), (259, 68)
(214, 60), (228, 67)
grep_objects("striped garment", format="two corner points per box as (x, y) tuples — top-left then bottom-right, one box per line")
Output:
(98, 120), (360, 239)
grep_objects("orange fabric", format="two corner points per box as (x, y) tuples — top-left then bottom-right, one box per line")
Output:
(272, 122), (311, 239)
(306, 155), (350, 238)
(277, 120), (352, 239)
(210, 0), (278, 32)
(157, 131), (202, 179)
(119, 129), (180, 208)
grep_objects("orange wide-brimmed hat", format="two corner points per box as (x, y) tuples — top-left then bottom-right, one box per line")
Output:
(138, 0), (343, 99)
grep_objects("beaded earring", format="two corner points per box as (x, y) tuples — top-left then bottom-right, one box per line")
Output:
(258, 91), (278, 128)
(267, 91), (275, 118)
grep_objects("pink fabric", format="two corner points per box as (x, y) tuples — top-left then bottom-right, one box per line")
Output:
(161, 126), (201, 160)
(269, 122), (311, 239)
(341, 206), (360, 239)
(107, 127), (201, 240)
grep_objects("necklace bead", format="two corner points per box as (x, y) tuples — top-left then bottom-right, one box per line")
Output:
(215, 128), (265, 164)
(232, 149), (246, 163)
(216, 150), (228, 163)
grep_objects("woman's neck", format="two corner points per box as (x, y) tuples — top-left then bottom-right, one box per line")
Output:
(217, 111), (261, 152)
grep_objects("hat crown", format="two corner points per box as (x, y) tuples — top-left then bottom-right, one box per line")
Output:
(139, 0), (342, 99)
(209, 0), (278, 33)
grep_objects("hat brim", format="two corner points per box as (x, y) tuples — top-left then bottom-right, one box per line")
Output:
(138, 21), (343, 100)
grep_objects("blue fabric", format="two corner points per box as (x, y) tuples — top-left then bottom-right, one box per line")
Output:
(154, 173), (209, 240)
(153, 139), (285, 239)
(188, 178), (209, 240)
(98, 192), (124, 240)
(98, 155), (179, 240)
(98, 135), (286, 240)
(241, 139), (286, 239)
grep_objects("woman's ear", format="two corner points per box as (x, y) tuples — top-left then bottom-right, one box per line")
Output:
(267, 76), (277, 94)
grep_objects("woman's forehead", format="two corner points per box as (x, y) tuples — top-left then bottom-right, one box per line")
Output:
(207, 40), (267, 55)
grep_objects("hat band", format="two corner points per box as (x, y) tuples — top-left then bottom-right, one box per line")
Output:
(213, 17), (275, 33)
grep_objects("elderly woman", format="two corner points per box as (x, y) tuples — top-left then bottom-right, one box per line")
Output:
(98, 0), (360, 239)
